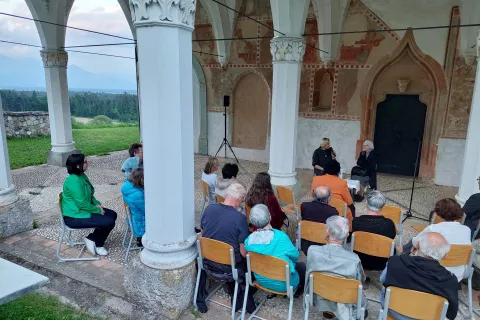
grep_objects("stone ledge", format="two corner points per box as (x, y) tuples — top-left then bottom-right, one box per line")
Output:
(0, 197), (33, 238)
(4, 111), (48, 116)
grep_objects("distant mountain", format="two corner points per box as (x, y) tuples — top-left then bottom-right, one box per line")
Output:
(0, 55), (136, 91)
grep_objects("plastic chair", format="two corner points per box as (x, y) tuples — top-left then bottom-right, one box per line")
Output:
(216, 194), (225, 203)
(412, 212), (466, 233)
(241, 252), (296, 320)
(296, 221), (327, 250)
(379, 205), (404, 245)
(329, 198), (347, 219)
(304, 272), (364, 320)
(193, 237), (240, 320)
(378, 287), (449, 320)
(122, 201), (142, 262)
(56, 193), (100, 262)
(276, 186), (300, 219)
(201, 181), (209, 218)
(439, 244), (475, 318)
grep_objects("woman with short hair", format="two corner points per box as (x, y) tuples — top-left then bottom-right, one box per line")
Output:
(312, 137), (336, 176)
(202, 157), (220, 204)
(351, 140), (377, 197)
(121, 168), (145, 247)
(62, 153), (117, 256)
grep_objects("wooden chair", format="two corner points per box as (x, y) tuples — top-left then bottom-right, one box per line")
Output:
(193, 238), (240, 320)
(56, 193), (99, 262)
(122, 201), (142, 262)
(439, 244), (475, 318)
(216, 194), (225, 203)
(296, 221), (327, 250)
(242, 252), (296, 320)
(304, 272), (364, 320)
(378, 287), (449, 320)
(329, 198), (347, 219)
(201, 181), (210, 218)
(379, 205), (404, 244)
(411, 212), (466, 233)
(276, 186), (300, 219)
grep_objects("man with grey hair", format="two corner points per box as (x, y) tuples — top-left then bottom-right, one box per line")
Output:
(381, 232), (458, 319)
(306, 216), (367, 319)
(300, 186), (340, 254)
(352, 190), (396, 271)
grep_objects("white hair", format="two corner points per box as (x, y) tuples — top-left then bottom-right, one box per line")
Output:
(416, 232), (451, 261)
(249, 204), (271, 228)
(225, 183), (246, 200)
(367, 190), (385, 212)
(363, 140), (374, 151)
(326, 216), (349, 241)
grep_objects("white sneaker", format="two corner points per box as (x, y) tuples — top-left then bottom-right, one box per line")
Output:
(95, 247), (108, 256)
(84, 238), (97, 256)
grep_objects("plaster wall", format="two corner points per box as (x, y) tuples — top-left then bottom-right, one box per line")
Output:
(435, 138), (466, 187)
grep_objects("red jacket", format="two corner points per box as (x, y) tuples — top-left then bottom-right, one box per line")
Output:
(251, 195), (284, 230)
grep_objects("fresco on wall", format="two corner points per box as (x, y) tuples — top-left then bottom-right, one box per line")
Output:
(194, 0), (210, 24)
(312, 69), (334, 113)
(304, 19), (321, 64)
(193, 24), (217, 65)
(231, 20), (258, 65)
(299, 68), (311, 113)
(336, 69), (359, 115)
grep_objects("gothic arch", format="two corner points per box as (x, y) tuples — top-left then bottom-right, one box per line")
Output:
(360, 28), (448, 177)
(192, 56), (208, 154)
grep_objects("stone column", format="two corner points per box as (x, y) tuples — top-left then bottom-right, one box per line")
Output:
(456, 32), (480, 206)
(41, 50), (77, 167)
(268, 37), (306, 187)
(124, 1), (197, 319)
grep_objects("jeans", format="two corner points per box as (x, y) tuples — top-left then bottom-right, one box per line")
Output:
(63, 208), (117, 247)
(295, 262), (307, 295)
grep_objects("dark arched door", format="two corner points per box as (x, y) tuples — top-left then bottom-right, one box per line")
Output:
(374, 94), (427, 176)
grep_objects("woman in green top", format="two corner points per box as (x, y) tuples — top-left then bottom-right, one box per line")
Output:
(62, 153), (117, 256)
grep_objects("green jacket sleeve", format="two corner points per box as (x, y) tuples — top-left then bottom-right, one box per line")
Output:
(69, 179), (102, 214)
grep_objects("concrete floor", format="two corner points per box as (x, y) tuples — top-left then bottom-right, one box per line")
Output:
(1, 150), (477, 319)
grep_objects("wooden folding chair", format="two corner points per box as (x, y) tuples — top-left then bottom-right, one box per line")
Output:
(378, 287), (449, 320)
(412, 212), (466, 233)
(193, 238), (240, 320)
(242, 252), (296, 320)
(329, 198), (347, 219)
(296, 221), (327, 250)
(122, 201), (142, 262)
(304, 272), (364, 320)
(216, 194), (225, 203)
(201, 181), (209, 218)
(439, 244), (475, 318)
(276, 186), (300, 219)
(379, 205), (404, 244)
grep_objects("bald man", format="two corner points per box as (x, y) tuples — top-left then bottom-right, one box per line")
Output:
(300, 186), (339, 255)
(380, 232), (458, 319)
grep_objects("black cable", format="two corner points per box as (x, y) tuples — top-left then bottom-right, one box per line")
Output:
(63, 42), (136, 49)
(67, 50), (135, 59)
(193, 50), (223, 57)
(0, 39), (42, 48)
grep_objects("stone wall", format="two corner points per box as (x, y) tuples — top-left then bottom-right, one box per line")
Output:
(3, 112), (50, 138)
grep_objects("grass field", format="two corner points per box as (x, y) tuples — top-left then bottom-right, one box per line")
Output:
(0, 293), (102, 320)
(7, 126), (140, 169)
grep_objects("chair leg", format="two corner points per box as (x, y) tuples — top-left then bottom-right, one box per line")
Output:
(240, 283), (249, 320)
(57, 227), (65, 262)
(125, 228), (134, 262)
(303, 294), (309, 320)
(287, 295), (294, 320)
(57, 228), (99, 262)
(193, 263), (202, 312)
(469, 274), (473, 319)
(247, 297), (266, 320)
(122, 223), (129, 248)
(231, 281), (239, 320)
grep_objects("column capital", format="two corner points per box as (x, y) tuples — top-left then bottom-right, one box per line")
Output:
(270, 37), (306, 62)
(129, 0), (196, 30)
(40, 50), (68, 68)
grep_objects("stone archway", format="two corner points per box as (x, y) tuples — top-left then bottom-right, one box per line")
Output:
(192, 56), (208, 154)
(359, 29), (448, 177)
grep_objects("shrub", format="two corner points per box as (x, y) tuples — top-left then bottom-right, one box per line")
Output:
(89, 115), (113, 125)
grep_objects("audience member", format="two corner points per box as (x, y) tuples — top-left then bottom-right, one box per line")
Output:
(121, 142), (143, 181)
(312, 137), (337, 176)
(215, 163), (239, 198)
(306, 216), (367, 320)
(381, 232), (458, 320)
(121, 168), (145, 248)
(246, 172), (284, 230)
(244, 204), (305, 295)
(400, 198), (471, 282)
(197, 183), (255, 314)
(311, 160), (355, 227)
(351, 140), (377, 197)
(352, 190), (395, 271)
(202, 157), (220, 205)
(300, 186), (339, 254)
(464, 176), (480, 240)
(62, 153), (117, 256)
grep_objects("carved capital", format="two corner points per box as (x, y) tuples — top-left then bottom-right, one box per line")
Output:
(40, 50), (68, 68)
(129, 0), (196, 30)
(270, 37), (306, 62)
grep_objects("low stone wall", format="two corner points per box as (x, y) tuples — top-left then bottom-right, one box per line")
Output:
(3, 111), (50, 138)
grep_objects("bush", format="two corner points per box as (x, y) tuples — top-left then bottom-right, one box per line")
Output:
(89, 115), (113, 125)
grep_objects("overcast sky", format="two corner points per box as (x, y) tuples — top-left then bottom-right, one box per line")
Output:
(0, 0), (135, 78)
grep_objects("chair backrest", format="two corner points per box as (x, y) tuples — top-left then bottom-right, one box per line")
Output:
(248, 252), (288, 282)
(329, 198), (347, 219)
(310, 272), (361, 304)
(380, 205), (402, 232)
(198, 237), (235, 266)
(202, 181), (209, 200)
(383, 287), (448, 320)
(276, 186), (295, 206)
(351, 231), (395, 258)
(123, 201), (135, 229)
(299, 221), (327, 245)
(215, 194), (225, 203)
(439, 244), (474, 268)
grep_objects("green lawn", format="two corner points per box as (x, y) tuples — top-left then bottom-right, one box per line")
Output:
(7, 126), (140, 169)
(0, 293), (102, 320)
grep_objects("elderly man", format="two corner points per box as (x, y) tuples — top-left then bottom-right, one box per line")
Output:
(381, 232), (458, 320)
(300, 186), (339, 255)
(464, 175), (480, 240)
(306, 216), (367, 320)
(198, 183), (256, 313)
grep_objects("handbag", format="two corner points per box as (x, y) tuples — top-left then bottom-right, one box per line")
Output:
(351, 165), (368, 177)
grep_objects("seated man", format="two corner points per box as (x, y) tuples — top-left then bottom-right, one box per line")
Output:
(352, 190), (396, 271)
(464, 175), (480, 240)
(198, 183), (255, 314)
(121, 143), (143, 181)
(306, 216), (367, 320)
(300, 186), (339, 255)
(381, 232), (458, 320)
(215, 163), (239, 198)
(245, 204), (305, 295)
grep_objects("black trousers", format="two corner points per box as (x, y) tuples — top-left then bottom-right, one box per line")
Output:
(295, 262), (306, 295)
(64, 208), (117, 247)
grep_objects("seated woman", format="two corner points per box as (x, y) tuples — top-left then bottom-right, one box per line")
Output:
(62, 153), (117, 256)
(202, 156), (220, 205)
(244, 204), (305, 295)
(246, 172), (284, 230)
(312, 137), (336, 176)
(311, 160), (355, 228)
(351, 140), (376, 198)
(121, 143), (143, 181)
(121, 168), (145, 248)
